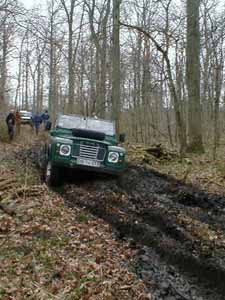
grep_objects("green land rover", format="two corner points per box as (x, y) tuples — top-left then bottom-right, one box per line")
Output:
(42, 114), (126, 186)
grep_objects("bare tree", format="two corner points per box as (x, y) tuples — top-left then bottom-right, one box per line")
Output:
(85, 0), (111, 118)
(119, 22), (187, 153)
(1, 0), (224, 155)
(60, 0), (84, 112)
(112, 0), (121, 135)
(186, 0), (204, 153)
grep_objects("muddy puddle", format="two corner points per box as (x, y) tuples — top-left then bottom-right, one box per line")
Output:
(60, 165), (225, 300)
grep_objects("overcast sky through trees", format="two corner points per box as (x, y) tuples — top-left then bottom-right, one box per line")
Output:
(1, 0), (224, 154)
(20, 0), (39, 8)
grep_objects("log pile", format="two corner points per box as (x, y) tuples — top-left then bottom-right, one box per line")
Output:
(127, 143), (178, 164)
(0, 175), (46, 216)
(0, 178), (18, 192)
(11, 186), (45, 198)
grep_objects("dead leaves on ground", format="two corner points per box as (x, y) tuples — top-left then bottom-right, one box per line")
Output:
(0, 140), (149, 299)
(128, 144), (225, 196)
(0, 184), (148, 300)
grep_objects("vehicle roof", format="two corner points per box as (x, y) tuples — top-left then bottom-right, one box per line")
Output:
(58, 113), (115, 124)
(19, 110), (32, 113)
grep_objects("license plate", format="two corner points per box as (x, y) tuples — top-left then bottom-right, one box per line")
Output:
(77, 158), (100, 167)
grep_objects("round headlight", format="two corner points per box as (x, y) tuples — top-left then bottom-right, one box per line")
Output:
(108, 152), (119, 163)
(59, 144), (71, 156)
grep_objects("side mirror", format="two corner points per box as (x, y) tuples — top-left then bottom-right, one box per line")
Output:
(50, 129), (56, 136)
(119, 133), (126, 143)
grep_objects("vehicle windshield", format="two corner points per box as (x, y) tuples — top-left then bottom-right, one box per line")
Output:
(56, 114), (115, 136)
(20, 111), (32, 118)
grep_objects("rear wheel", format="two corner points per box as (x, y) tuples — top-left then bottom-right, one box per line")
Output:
(45, 161), (61, 187)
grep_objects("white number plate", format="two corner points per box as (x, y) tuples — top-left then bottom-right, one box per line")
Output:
(77, 158), (100, 167)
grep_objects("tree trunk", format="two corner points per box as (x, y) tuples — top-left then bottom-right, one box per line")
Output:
(25, 51), (29, 110)
(99, 0), (110, 118)
(36, 58), (42, 112)
(112, 0), (121, 136)
(186, 0), (204, 153)
(0, 22), (7, 110)
(48, 11), (54, 120)
(68, 23), (75, 112)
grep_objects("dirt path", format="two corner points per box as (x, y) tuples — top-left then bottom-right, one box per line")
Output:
(61, 166), (225, 300)
(0, 134), (149, 300)
(2, 133), (225, 299)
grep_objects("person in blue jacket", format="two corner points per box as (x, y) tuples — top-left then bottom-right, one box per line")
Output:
(33, 113), (42, 135)
(41, 110), (50, 127)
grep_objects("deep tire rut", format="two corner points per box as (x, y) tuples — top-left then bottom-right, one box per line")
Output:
(61, 165), (225, 300)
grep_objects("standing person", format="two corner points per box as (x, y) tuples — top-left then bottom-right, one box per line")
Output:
(5, 110), (15, 141)
(15, 110), (21, 136)
(41, 110), (50, 127)
(33, 113), (42, 135)
(45, 119), (52, 131)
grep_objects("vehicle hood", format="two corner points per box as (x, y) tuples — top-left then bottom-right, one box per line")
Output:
(50, 128), (117, 146)
(54, 135), (113, 146)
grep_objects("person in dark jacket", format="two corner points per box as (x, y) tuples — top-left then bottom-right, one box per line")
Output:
(6, 110), (15, 141)
(45, 119), (52, 131)
(15, 110), (21, 135)
(41, 110), (50, 126)
(33, 113), (42, 135)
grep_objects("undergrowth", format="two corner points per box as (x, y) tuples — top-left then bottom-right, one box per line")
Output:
(0, 121), (9, 143)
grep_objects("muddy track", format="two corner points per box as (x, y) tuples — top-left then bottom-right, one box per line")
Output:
(22, 145), (225, 299)
(59, 165), (225, 300)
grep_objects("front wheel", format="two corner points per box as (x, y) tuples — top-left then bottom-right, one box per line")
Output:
(45, 161), (62, 187)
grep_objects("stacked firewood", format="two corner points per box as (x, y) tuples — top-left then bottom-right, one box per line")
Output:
(127, 143), (178, 164)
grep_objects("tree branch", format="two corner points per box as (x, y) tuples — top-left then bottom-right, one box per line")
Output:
(119, 21), (167, 56)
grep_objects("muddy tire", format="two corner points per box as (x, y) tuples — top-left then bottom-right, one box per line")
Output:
(45, 161), (61, 187)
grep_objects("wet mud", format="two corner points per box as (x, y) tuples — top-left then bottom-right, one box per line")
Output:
(21, 144), (225, 299)
(61, 165), (225, 300)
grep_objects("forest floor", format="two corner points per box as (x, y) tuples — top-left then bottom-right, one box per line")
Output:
(0, 127), (146, 300)
(1, 126), (225, 299)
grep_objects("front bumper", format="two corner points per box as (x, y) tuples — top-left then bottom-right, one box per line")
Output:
(51, 159), (125, 175)
(21, 119), (32, 124)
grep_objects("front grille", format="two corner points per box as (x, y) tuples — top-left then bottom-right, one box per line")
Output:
(80, 144), (98, 159)
(72, 143), (106, 161)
